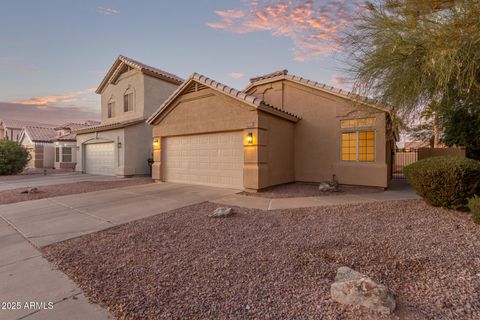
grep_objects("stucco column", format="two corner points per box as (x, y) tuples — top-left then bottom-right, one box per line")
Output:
(152, 137), (162, 181)
(243, 128), (268, 191)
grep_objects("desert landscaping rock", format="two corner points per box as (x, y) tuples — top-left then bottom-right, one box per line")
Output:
(331, 266), (396, 315)
(240, 182), (381, 198)
(43, 200), (480, 319)
(318, 181), (339, 192)
(210, 207), (233, 218)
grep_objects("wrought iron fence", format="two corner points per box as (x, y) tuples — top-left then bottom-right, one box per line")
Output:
(392, 148), (418, 179)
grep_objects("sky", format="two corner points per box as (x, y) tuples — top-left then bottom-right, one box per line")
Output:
(0, 0), (359, 124)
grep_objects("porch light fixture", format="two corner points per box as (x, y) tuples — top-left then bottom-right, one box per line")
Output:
(246, 132), (253, 144)
(153, 138), (160, 150)
(117, 142), (122, 149)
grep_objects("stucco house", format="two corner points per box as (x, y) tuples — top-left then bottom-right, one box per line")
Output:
(19, 121), (99, 169)
(53, 121), (100, 169)
(0, 119), (56, 142)
(74, 55), (183, 176)
(147, 70), (396, 190)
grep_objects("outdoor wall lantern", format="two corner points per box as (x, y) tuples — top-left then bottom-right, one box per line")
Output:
(117, 142), (122, 149)
(153, 138), (160, 150)
(246, 132), (253, 144)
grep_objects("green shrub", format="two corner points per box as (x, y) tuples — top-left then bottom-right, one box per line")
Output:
(0, 140), (31, 175)
(403, 156), (480, 208)
(469, 196), (480, 224)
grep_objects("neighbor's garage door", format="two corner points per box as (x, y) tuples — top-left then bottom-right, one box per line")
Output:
(163, 132), (244, 189)
(85, 143), (115, 175)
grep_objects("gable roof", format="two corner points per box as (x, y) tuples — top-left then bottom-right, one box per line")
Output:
(96, 55), (184, 94)
(21, 126), (57, 143)
(245, 70), (392, 113)
(147, 73), (300, 125)
(1, 119), (56, 130)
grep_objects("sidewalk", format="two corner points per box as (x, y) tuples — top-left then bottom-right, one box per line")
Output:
(212, 181), (420, 210)
(0, 218), (111, 320)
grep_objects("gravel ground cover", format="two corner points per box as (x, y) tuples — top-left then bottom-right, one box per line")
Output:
(0, 178), (153, 204)
(43, 200), (480, 319)
(240, 182), (383, 198)
(0, 168), (76, 181)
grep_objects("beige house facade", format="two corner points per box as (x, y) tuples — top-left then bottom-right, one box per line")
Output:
(148, 70), (396, 190)
(75, 56), (183, 176)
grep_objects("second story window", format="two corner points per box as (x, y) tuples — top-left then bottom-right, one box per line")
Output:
(107, 101), (115, 118)
(124, 90), (134, 112)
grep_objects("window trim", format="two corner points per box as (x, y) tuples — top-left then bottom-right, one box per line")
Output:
(61, 147), (72, 163)
(123, 91), (134, 113)
(340, 130), (376, 162)
(107, 100), (115, 118)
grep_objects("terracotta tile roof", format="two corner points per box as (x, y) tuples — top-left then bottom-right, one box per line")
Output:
(1, 119), (56, 129)
(75, 117), (146, 134)
(249, 69), (288, 83)
(54, 121), (100, 131)
(246, 70), (391, 113)
(147, 73), (300, 124)
(22, 126), (57, 143)
(54, 133), (77, 142)
(96, 55), (184, 93)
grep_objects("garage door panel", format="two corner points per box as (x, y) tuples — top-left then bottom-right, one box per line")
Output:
(163, 132), (243, 189)
(85, 143), (115, 176)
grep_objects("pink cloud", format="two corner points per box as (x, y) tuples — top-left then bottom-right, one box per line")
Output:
(14, 88), (96, 107)
(208, 0), (360, 61)
(0, 59), (39, 74)
(331, 74), (354, 88)
(228, 72), (245, 79)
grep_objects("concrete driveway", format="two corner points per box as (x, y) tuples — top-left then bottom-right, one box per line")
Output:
(0, 182), (237, 320)
(0, 173), (122, 192)
(0, 182), (238, 247)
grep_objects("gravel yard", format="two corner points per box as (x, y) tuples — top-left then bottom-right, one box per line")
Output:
(0, 178), (153, 204)
(43, 200), (480, 319)
(240, 182), (383, 198)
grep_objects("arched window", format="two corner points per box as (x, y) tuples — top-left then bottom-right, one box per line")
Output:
(107, 97), (115, 118)
(123, 87), (134, 112)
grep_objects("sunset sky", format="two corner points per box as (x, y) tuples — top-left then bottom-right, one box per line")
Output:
(0, 0), (358, 124)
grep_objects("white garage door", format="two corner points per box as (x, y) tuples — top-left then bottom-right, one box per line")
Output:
(163, 132), (244, 189)
(85, 143), (115, 175)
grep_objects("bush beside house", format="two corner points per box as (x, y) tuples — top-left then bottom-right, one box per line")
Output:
(0, 140), (31, 175)
(469, 196), (480, 224)
(404, 156), (480, 209)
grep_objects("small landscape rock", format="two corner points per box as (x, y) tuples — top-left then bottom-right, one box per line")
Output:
(210, 207), (234, 218)
(21, 187), (39, 194)
(318, 181), (338, 192)
(331, 266), (396, 315)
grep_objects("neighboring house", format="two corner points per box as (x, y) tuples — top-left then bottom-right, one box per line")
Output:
(53, 121), (100, 169)
(74, 55), (183, 176)
(0, 119), (56, 142)
(19, 121), (99, 169)
(19, 126), (57, 168)
(147, 70), (397, 190)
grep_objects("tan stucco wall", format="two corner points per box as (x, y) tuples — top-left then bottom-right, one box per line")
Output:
(101, 69), (145, 124)
(124, 124), (153, 175)
(151, 86), (296, 190)
(20, 135), (54, 169)
(76, 124), (152, 176)
(250, 80), (390, 188)
(258, 112), (295, 188)
(100, 70), (180, 124)
(76, 128), (125, 175)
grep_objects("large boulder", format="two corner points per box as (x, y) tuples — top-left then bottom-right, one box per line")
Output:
(318, 180), (339, 192)
(331, 266), (396, 315)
